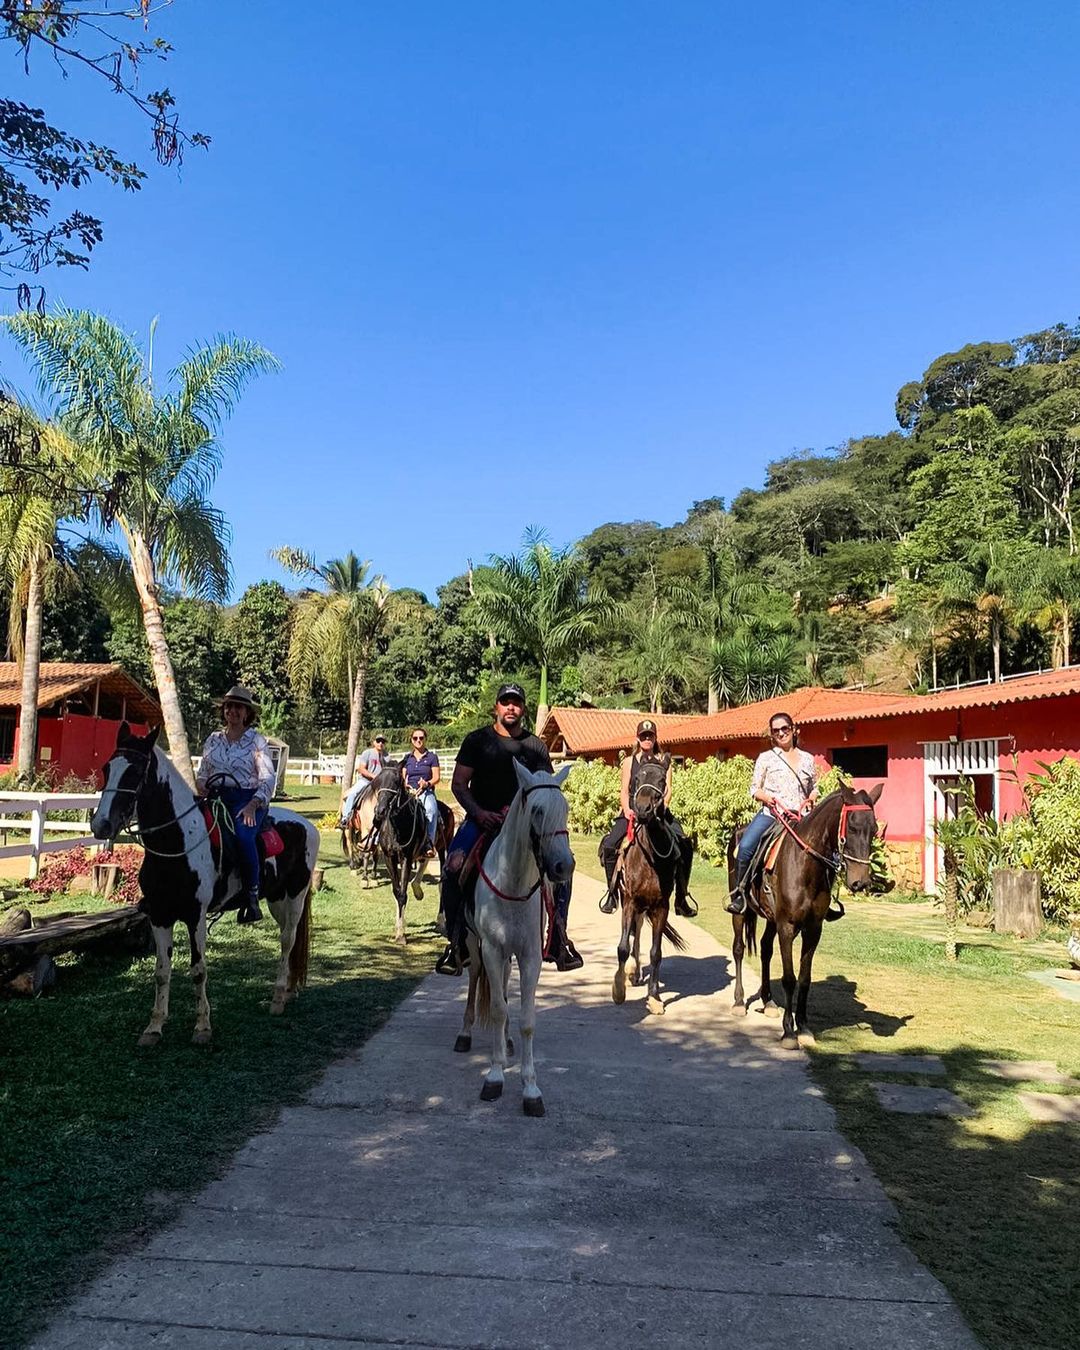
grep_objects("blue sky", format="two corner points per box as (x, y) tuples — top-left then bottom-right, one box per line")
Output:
(4, 1), (1080, 601)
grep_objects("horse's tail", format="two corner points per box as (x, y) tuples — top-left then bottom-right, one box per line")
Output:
(474, 946), (493, 1028)
(663, 920), (687, 952)
(744, 910), (758, 957)
(288, 885), (312, 989)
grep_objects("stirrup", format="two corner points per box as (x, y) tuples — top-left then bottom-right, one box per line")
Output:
(435, 942), (464, 976)
(553, 936), (584, 971)
(674, 891), (698, 918)
(599, 888), (618, 914)
(725, 889), (747, 916)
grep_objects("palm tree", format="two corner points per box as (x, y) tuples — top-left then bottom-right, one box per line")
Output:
(5, 309), (278, 787)
(711, 626), (799, 707)
(270, 549), (392, 807)
(698, 542), (764, 712)
(1029, 550), (1080, 667)
(471, 528), (618, 730)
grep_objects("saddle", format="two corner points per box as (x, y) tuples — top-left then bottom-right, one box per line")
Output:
(740, 822), (784, 921)
(200, 802), (285, 865)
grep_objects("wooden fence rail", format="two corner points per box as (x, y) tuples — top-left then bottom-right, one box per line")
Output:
(0, 792), (103, 879)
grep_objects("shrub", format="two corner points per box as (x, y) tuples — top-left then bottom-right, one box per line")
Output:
(563, 759), (620, 835)
(670, 755), (757, 862)
(27, 844), (143, 907)
(997, 757), (1080, 925)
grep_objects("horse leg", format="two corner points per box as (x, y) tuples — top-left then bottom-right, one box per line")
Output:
(394, 855), (408, 946)
(268, 894), (300, 1014)
(480, 944), (509, 1102)
(646, 909), (665, 1016)
(795, 920), (822, 1045)
(731, 912), (746, 1012)
(138, 924), (174, 1048)
(612, 896), (635, 1004)
(777, 922), (799, 1047)
(750, 920), (777, 1014)
(188, 912), (212, 1046)
(455, 932), (479, 1052)
(411, 851), (429, 901)
(630, 909), (644, 984)
(503, 958), (514, 1059)
(519, 947), (544, 1116)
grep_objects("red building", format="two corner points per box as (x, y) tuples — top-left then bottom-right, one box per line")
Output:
(0, 663), (161, 783)
(540, 669), (1080, 892)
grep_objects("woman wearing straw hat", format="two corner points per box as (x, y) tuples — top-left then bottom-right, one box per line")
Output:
(196, 685), (277, 924)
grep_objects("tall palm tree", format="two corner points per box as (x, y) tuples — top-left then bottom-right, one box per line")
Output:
(471, 528), (618, 730)
(711, 626), (799, 707)
(1029, 550), (1080, 667)
(270, 549), (392, 807)
(6, 308), (278, 787)
(698, 542), (764, 712)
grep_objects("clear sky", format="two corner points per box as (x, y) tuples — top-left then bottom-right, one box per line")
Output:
(4, 1), (1080, 601)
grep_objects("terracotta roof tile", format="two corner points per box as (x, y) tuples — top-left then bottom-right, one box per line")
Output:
(538, 707), (696, 753)
(0, 663), (162, 723)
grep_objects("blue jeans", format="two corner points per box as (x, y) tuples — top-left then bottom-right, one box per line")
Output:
(342, 779), (372, 820)
(218, 787), (267, 896)
(736, 810), (775, 882)
(418, 789), (438, 845)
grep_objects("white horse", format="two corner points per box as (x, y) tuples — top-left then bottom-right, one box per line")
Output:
(90, 723), (320, 1047)
(454, 760), (575, 1117)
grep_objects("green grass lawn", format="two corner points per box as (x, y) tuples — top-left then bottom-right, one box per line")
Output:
(572, 839), (1080, 1350)
(0, 791), (443, 1349)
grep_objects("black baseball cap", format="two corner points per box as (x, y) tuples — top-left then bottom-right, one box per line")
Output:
(637, 719), (657, 737)
(496, 682), (527, 704)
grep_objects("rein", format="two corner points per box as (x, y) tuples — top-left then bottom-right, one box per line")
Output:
(772, 798), (876, 871)
(101, 749), (213, 859)
(479, 782), (569, 904)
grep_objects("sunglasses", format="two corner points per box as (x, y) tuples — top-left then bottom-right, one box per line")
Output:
(771, 725), (793, 735)
(411, 735), (426, 742)
(374, 738), (386, 744)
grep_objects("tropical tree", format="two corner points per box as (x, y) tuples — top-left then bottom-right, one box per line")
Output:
(6, 308), (278, 786)
(711, 626), (800, 708)
(471, 529), (618, 729)
(696, 538), (764, 712)
(270, 549), (393, 806)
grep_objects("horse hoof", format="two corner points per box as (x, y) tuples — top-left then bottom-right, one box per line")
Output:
(646, 995), (665, 1016)
(396, 935), (407, 949)
(506, 1037), (515, 1058)
(797, 1028), (817, 1047)
(480, 1080), (503, 1102)
(136, 1030), (162, 1049)
(411, 882), (423, 900)
(781, 1033), (801, 1051)
(523, 1096), (545, 1118)
(453, 1034), (472, 1053)
(763, 1001), (782, 1019)
(270, 999), (286, 1016)
(191, 1028), (212, 1046)
(612, 972), (626, 1005)
(734, 1001), (749, 1017)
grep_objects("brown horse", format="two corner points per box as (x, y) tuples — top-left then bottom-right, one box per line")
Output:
(611, 768), (686, 1015)
(727, 784), (882, 1047)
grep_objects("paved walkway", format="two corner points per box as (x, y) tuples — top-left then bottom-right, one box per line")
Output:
(35, 877), (978, 1349)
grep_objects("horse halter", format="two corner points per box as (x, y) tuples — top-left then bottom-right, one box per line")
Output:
(99, 746), (206, 856)
(480, 782), (570, 904)
(838, 802), (875, 865)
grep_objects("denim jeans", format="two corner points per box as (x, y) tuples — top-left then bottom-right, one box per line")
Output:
(736, 809), (775, 881)
(418, 788), (439, 845)
(218, 786), (267, 895)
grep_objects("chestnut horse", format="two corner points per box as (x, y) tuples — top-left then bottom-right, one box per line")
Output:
(727, 784), (882, 1047)
(611, 761), (686, 1016)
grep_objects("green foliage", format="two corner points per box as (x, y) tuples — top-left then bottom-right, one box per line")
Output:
(563, 758), (621, 834)
(230, 581), (293, 711)
(669, 755), (757, 861)
(935, 782), (1001, 914)
(997, 757), (1080, 923)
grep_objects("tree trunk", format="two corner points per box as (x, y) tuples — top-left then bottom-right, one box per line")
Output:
(707, 681), (719, 715)
(1063, 602), (1072, 667)
(16, 553), (43, 782)
(126, 528), (195, 789)
(992, 619), (1002, 683)
(931, 635), (939, 690)
(536, 663), (549, 735)
(340, 659), (368, 810)
(943, 849), (958, 962)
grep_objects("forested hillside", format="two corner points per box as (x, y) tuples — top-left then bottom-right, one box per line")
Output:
(13, 318), (1080, 750)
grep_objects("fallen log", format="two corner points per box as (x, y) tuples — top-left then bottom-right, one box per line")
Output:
(0, 906), (152, 981)
(0, 907), (31, 936)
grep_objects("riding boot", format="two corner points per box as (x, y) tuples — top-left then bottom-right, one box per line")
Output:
(599, 854), (619, 914)
(673, 843), (698, 918)
(237, 887), (263, 925)
(725, 876), (747, 916)
(546, 916), (584, 971)
(435, 868), (466, 976)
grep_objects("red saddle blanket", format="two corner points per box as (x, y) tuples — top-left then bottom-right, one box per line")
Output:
(199, 806), (284, 860)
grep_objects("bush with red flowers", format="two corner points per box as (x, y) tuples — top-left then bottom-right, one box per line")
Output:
(27, 845), (143, 907)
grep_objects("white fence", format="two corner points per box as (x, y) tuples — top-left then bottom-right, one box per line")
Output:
(285, 750), (458, 786)
(0, 791), (103, 880)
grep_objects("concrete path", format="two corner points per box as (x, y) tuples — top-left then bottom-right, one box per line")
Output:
(34, 876), (979, 1349)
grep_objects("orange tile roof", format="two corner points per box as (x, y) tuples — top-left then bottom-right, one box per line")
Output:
(0, 663), (162, 723)
(553, 669), (1080, 755)
(538, 707), (697, 753)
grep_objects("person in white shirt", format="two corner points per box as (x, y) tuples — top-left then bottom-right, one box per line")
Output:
(339, 735), (389, 827)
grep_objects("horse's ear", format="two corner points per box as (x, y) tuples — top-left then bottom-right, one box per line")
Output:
(146, 726), (160, 749)
(513, 758), (535, 791)
(552, 763), (572, 788)
(116, 721), (131, 747)
(868, 782), (884, 804)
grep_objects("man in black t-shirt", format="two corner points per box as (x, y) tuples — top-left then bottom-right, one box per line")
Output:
(436, 682), (582, 975)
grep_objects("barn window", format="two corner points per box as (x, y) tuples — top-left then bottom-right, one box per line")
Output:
(830, 744), (888, 778)
(0, 714), (14, 761)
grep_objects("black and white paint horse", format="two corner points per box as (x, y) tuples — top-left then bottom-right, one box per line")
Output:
(370, 761), (435, 946)
(90, 722), (319, 1047)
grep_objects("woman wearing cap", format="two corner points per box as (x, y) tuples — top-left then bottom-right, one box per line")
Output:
(726, 711), (818, 915)
(339, 734), (389, 828)
(196, 686), (277, 924)
(599, 720), (696, 918)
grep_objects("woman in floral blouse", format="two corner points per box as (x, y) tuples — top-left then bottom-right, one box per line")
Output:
(727, 710), (818, 915)
(196, 685), (277, 924)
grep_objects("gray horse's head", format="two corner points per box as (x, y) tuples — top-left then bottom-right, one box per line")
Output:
(512, 759), (575, 886)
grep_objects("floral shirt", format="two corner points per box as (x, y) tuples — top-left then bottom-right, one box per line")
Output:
(197, 728), (277, 805)
(750, 747), (817, 815)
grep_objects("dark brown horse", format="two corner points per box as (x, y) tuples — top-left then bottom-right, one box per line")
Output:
(611, 767), (686, 1015)
(727, 784), (882, 1047)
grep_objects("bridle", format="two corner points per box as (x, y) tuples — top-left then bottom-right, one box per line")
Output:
(770, 796), (877, 871)
(837, 802), (875, 865)
(479, 782), (570, 904)
(97, 747), (214, 859)
(374, 782), (424, 855)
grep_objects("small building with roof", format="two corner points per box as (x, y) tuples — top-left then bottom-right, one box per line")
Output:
(0, 662), (162, 782)
(540, 669), (1080, 892)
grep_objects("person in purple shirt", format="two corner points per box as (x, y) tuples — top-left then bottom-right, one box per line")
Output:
(400, 727), (440, 855)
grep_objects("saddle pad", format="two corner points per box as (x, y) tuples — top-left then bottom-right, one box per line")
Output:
(763, 831), (785, 872)
(200, 805), (221, 851)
